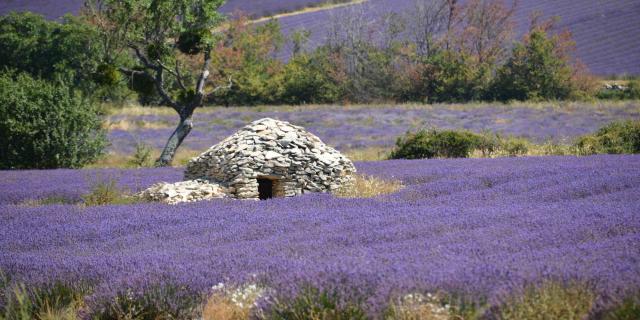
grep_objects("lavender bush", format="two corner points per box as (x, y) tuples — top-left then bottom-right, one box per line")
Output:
(1, 155), (639, 317)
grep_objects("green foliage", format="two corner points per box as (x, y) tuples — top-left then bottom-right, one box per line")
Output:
(90, 285), (202, 320)
(0, 12), (126, 101)
(0, 273), (86, 320)
(475, 131), (502, 157)
(500, 137), (530, 157)
(425, 51), (488, 103)
(390, 129), (482, 159)
(177, 29), (210, 55)
(491, 29), (575, 101)
(82, 177), (139, 206)
(278, 49), (344, 104)
(574, 120), (640, 155)
(127, 67), (164, 106)
(498, 281), (595, 320)
(604, 293), (640, 320)
(209, 19), (284, 106)
(128, 142), (154, 168)
(269, 287), (367, 320)
(0, 71), (107, 169)
(597, 80), (640, 100)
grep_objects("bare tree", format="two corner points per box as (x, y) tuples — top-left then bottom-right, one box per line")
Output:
(406, 0), (453, 57)
(456, 0), (517, 64)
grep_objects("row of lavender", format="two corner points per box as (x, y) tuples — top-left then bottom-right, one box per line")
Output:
(1, 155), (639, 316)
(108, 103), (640, 155)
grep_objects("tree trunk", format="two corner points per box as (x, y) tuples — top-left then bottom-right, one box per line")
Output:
(155, 115), (193, 167)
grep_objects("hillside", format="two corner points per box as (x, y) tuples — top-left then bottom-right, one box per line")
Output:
(1, 0), (638, 76)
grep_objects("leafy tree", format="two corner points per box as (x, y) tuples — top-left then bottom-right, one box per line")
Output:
(208, 17), (284, 106)
(0, 12), (117, 98)
(85, 0), (230, 166)
(490, 15), (577, 101)
(278, 48), (344, 104)
(0, 71), (107, 169)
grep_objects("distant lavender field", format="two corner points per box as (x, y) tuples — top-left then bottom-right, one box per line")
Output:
(0, 0), (327, 19)
(106, 103), (640, 155)
(1, 0), (638, 75)
(1, 155), (639, 316)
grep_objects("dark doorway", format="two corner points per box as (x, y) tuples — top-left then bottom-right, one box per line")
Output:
(258, 178), (273, 200)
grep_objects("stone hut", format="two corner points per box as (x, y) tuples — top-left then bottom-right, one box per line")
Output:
(182, 118), (356, 200)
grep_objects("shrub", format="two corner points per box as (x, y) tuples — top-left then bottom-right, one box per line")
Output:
(0, 273), (86, 320)
(390, 129), (481, 159)
(128, 142), (154, 168)
(81, 177), (138, 206)
(0, 12), (128, 101)
(475, 131), (502, 157)
(500, 137), (530, 157)
(597, 80), (640, 100)
(0, 71), (107, 169)
(498, 281), (595, 320)
(89, 285), (202, 320)
(574, 120), (640, 155)
(278, 50), (343, 104)
(603, 293), (640, 320)
(490, 19), (577, 101)
(268, 287), (367, 320)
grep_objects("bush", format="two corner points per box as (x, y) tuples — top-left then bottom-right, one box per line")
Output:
(603, 293), (640, 320)
(268, 287), (367, 320)
(82, 177), (139, 206)
(490, 26), (576, 101)
(0, 273), (87, 320)
(574, 120), (640, 155)
(0, 12), (129, 101)
(390, 129), (481, 159)
(498, 281), (595, 320)
(500, 137), (530, 157)
(0, 72), (107, 169)
(597, 80), (640, 100)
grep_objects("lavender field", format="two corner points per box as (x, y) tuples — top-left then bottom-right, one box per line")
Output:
(1, 155), (639, 317)
(107, 103), (640, 156)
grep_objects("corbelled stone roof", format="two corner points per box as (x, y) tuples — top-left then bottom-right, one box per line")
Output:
(185, 118), (356, 199)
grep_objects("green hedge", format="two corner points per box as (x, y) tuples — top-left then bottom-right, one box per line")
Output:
(0, 71), (107, 169)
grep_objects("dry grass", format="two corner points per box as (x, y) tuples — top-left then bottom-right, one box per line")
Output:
(88, 148), (201, 168)
(37, 302), (82, 320)
(498, 281), (595, 320)
(202, 294), (250, 320)
(345, 147), (391, 162)
(105, 119), (174, 131)
(386, 293), (451, 320)
(335, 174), (403, 198)
(104, 100), (640, 119)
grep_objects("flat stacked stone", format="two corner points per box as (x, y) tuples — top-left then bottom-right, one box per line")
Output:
(137, 180), (228, 205)
(185, 118), (356, 199)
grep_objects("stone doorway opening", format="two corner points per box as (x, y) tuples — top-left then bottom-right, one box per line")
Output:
(258, 178), (272, 200)
(257, 176), (285, 200)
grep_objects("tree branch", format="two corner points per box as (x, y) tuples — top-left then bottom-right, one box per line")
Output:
(206, 77), (233, 100)
(129, 44), (180, 111)
(157, 60), (187, 91)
